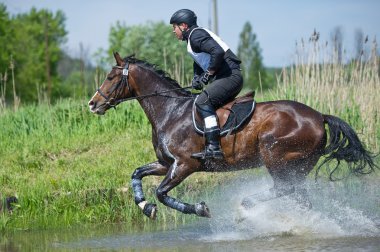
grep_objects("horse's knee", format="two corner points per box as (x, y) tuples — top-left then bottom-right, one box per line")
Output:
(131, 167), (144, 180)
(155, 187), (166, 203)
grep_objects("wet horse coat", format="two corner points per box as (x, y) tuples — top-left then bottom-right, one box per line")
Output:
(88, 53), (377, 219)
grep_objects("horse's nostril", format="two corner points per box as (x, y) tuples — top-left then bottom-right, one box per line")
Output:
(88, 100), (94, 106)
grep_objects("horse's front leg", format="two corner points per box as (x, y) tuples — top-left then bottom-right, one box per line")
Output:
(155, 164), (211, 218)
(131, 161), (168, 219)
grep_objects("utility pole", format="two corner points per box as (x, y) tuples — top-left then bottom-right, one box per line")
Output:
(212, 0), (219, 35)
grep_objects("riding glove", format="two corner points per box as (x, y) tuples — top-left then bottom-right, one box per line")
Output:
(199, 70), (212, 85)
(191, 75), (203, 90)
(192, 71), (213, 90)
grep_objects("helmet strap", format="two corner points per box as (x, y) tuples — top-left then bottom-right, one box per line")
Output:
(178, 23), (188, 41)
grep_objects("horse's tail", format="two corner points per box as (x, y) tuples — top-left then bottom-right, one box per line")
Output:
(316, 114), (378, 181)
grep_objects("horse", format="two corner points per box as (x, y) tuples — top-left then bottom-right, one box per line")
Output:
(88, 52), (377, 219)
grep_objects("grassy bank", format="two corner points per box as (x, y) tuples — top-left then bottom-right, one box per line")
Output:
(1, 99), (260, 232)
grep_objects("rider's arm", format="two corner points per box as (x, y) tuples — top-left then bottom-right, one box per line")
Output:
(193, 61), (203, 76)
(190, 29), (225, 74)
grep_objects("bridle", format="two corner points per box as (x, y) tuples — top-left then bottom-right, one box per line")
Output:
(96, 61), (193, 109)
(96, 62), (131, 109)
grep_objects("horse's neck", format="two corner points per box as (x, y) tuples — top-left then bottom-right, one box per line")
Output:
(138, 96), (192, 132)
(133, 68), (191, 130)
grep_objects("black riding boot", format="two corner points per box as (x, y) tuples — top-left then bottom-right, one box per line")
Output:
(191, 126), (224, 160)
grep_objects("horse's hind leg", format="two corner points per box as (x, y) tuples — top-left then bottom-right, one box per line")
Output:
(131, 161), (168, 219)
(241, 166), (296, 209)
(242, 159), (314, 209)
(269, 159), (315, 209)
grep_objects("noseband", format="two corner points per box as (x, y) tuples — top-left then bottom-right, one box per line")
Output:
(96, 62), (131, 108)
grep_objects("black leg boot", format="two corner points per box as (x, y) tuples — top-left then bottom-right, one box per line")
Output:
(191, 126), (224, 160)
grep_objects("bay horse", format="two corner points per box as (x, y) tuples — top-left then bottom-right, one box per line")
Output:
(88, 52), (377, 219)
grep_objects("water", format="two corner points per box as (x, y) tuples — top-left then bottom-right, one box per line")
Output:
(1, 174), (379, 251)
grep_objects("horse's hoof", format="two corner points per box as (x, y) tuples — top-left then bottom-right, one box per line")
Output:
(241, 198), (254, 209)
(195, 201), (211, 218)
(143, 203), (157, 220)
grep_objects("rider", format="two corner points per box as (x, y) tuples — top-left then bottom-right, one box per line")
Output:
(170, 9), (243, 160)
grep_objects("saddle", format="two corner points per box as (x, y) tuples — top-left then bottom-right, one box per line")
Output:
(192, 91), (256, 136)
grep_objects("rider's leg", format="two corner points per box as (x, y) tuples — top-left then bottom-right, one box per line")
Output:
(191, 70), (243, 160)
(191, 102), (223, 160)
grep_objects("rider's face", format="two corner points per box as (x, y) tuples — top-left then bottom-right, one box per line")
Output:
(172, 23), (187, 40)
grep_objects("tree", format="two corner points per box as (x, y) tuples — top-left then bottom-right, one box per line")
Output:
(0, 4), (11, 107)
(7, 7), (67, 103)
(237, 21), (268, 90)
(0, 4), (11, 74)
(100, 21), (193, 85)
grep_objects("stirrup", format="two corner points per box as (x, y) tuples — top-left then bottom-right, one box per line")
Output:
(191, 145), (224, 160)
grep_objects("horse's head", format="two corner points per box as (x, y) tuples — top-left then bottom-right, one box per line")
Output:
(88, 52), (133, 115)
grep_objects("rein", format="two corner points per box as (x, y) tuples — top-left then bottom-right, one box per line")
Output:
(117, 85), (194, 103)
(97, 61), (193, 109)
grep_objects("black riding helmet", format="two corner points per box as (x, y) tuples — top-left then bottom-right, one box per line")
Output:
(170, 9), (197, 26)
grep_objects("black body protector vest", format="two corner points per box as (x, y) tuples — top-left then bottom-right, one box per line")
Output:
(186, 27), (241, 75)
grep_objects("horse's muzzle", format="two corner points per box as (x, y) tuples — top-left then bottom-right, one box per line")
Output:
(88, 99), (106, 115)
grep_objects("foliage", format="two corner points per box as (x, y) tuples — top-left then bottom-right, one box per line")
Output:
(95, 21), (194, 86)
(0, 4), (11, 74)
(56, 52), (98, 99)
(237, 21), (270, 90)
(0, 4), (67, 103)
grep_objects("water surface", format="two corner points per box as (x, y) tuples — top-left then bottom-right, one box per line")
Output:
(2, 175), (379, 251)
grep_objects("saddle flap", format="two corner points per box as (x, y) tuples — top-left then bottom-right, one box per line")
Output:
(193, 91), (256, 136)
(217, 91), (255, 125)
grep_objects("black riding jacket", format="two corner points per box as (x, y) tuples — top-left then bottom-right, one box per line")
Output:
(183, 25), (241, 77)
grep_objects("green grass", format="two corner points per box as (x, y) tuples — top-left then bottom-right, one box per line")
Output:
(0, 99), (147, 230)
(0, 99), (251, 231)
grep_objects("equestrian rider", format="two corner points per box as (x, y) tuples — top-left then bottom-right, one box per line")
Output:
(170, 9), (243, 160)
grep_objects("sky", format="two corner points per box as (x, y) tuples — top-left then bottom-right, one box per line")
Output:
(3, 0), (380, 67)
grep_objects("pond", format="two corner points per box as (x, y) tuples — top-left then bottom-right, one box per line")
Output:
(1, 175), (379, 251)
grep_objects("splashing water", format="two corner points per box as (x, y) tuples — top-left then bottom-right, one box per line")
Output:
(10, 171), (378, 251)
(204, 174), (380, 242)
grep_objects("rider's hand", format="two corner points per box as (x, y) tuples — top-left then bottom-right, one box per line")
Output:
(199, 70), (212, 85)
(191, 75), (203, 90)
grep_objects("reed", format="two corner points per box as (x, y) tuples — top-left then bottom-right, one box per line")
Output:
(272, 37), (380, 152)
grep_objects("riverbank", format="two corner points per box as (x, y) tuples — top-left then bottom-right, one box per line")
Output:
(0, 99), (264, 231)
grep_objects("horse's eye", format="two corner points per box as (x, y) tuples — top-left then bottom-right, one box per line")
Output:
(107, 76), (113, 81)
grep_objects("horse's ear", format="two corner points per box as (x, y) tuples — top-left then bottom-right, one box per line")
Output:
(113, 51), (124, 66)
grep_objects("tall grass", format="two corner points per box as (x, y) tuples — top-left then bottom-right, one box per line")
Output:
(0, 99), (236, 231)
(272, 37), (380, 152)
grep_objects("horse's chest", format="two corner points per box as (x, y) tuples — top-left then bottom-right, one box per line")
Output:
(155, 137), (176, 164)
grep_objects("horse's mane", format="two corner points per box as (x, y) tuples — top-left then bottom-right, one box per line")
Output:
(124, 55), (191, 96)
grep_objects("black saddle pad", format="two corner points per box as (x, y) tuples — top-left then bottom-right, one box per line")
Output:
(193, 99), (256, 136)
